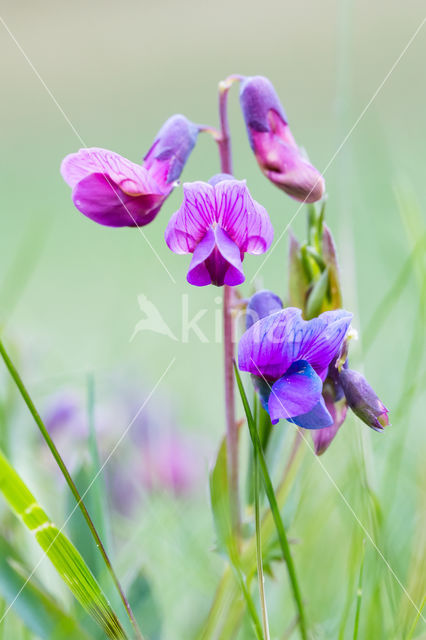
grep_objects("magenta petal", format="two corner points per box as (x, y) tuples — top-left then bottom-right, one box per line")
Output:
(61, 148), (163, 194)
(72, 173), (164, 227)
(214, 226), (245, 286)
(165, 181), (215, 254)
(187, 227), (244, 287)
(268, 360), (323, 424)
(311, 399), (348, 455)
(187, 228), (216, 286)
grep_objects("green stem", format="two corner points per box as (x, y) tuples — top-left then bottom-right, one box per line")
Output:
(352, 542), (365, 640)
(231, 564), (264, 640)
(234, 363), (308, 640)
(0, 338), (143, 640)
(254, 398), (270, 640)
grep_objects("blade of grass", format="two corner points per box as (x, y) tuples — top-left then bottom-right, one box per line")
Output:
(87, 374), (112, 566)
(234, 363), (308, 640)
(0, 449), (125, 639)
(353, 541), (366, 640)
(253, 395), (270, 640)
(0, 337), (143, 639)
(0, 536), (91, 640)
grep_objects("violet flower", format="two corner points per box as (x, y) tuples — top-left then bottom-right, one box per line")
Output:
(165, 174), (273, 286)
(238, 292), (352, 426)
(61, 114), (199, 227)
(239, 76), (325, 203)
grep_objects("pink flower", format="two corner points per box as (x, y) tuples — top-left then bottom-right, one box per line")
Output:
(165, 174), (273, 286)
(61, 115), (198, 227)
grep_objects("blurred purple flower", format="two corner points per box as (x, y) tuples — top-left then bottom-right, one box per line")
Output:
(165, 175), (273, 286)
(238, 294), (352, 426)
(240, 76), (325, 203)
(61, 115), (199, 227)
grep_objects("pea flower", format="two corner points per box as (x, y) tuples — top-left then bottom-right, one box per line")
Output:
(239, 76), (325, 203)
(165, 174), (273, 286)
(61, 114), (199, 227)
(238, 293), (352, 426)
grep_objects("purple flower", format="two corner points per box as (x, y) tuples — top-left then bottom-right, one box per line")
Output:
(238, 300), (352, 426)
(165, 175), (273, 286)
(61, 115), (199, 227)
(239, 76), (325, 203)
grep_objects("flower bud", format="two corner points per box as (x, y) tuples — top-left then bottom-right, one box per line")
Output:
(143, 114), (199, 188)
(245, 289), (283, 330)
(239, 76), (325, 203)
(339, 369), (389, 431)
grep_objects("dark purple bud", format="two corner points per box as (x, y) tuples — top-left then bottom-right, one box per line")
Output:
(246, 289), (283, 329)
(144, 114), (199, 186)
(239, 76), (325, 203)
(339, 369), (389, 431)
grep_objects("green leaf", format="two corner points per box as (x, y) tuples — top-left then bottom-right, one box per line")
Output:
(209, 437), (235, 557)
(322, 223), (343, 309)
(305, 267), (329, 319)
(288, 232), (309, 309)
(0, 450), (127, 639)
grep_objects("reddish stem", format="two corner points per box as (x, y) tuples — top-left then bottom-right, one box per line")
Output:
(217, 75), (241, 531)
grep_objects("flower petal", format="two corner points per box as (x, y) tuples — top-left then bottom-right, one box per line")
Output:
(165, 181), (215, 254)
(267, 360), (323, 424)
(238, 307), (303, 379)
(187, 227), (244, 287)
(245, 197), (274, 254)
(311, 397), (348, 454)
(297, 310), (352, 379)
(72, 173), (164, 227)
(246, 290), (283, 329)
(187, 228), (216, 286)
(61, 148), (163, 195)
(214, 179), (273, 254)
(287, 396), (333, 430)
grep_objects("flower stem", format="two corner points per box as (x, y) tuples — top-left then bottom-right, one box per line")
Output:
(0, 338), (144, 640)
(217, 74), (242, 533)
(234, 363), (308, 640)
(254, 397), (270, 640)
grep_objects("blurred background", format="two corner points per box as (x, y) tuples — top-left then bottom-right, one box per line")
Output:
(0, 1), (425, 638)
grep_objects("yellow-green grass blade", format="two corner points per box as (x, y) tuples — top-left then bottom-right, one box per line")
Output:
(0, 536), (91, 639)
(0, 450), (127, 640)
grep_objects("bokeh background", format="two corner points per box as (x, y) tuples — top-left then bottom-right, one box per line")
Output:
(0, 1), (425, 638)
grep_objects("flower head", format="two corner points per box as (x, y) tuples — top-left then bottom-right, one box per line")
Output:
(165, 175), (273, 286)
(239, 76), (325, 203)
(238, 293), (352, 426)
(339, 369), (389, 431)
(61, 114), (198, 227)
